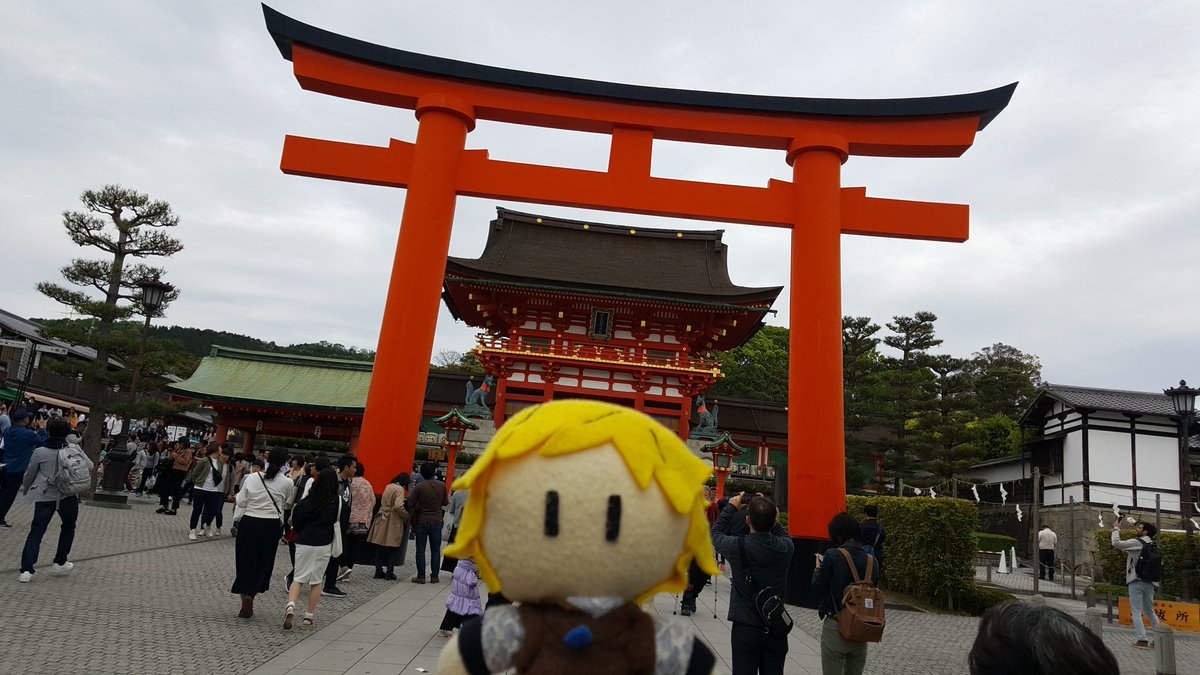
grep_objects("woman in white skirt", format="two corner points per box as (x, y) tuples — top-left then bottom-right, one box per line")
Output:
(231, 448), (296, 619)
(284, 466), (341, 629)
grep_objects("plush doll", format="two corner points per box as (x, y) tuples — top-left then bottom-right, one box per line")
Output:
(437, 399), (721, 675)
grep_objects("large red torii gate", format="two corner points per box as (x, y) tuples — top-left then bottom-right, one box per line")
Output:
(262, 5), (1014, 600)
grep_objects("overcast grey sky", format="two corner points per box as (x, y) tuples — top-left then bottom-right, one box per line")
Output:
(3, 2), (1198, 394)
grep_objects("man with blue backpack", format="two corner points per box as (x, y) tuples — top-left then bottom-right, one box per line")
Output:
(17, 417), (93, 583)
(1111, 519), (1163, 649)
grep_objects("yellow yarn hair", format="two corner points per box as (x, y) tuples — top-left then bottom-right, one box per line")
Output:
(444, 399), (719, 604)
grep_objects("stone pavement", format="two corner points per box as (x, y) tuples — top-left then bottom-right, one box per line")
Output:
(0, 494), (417, 675)
(251, 569), (1200, 675)
(2, 495), (1197, 674)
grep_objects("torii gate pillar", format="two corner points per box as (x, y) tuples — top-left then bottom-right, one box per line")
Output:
(262, 5), (1015, 607)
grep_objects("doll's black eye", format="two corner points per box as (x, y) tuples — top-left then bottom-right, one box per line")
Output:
(545, 491), (559, 537)
(605, 495), (622, 542)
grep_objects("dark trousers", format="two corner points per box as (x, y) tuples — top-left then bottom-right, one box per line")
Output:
(414, 521), (442, 580)
(136, 468), (153, 494)
(1039, 549), (1055, 581)
(189, 489), (224, 529)
(0, 472), (23, 522)
(683, 560), (710, 605)
(324, 532), (344, 590)
(21, 497), (79, 573)
(731, 621), (788, 675)
(158, 469), (187, 510)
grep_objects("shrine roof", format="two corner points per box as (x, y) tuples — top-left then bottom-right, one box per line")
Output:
(1020, 383), (1182, 427)
(166, 346), (373, 413)
(445, 209), (783, 304)
(168, 346), (488, 414)
(263, 5), (1016, 131)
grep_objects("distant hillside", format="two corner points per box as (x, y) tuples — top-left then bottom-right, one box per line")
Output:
(32, 318), (376, 363)
(150, 325), (376, 362)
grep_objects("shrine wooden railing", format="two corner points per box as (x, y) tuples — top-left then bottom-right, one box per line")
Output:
(474, 335), (721, 374)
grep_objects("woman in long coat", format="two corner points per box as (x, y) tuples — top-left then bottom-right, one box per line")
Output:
(367, 472), (410, 580)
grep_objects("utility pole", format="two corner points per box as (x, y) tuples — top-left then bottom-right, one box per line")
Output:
(1032, 467), (1041, 594)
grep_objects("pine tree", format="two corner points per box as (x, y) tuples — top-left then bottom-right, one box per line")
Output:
(36, 185), (183, 465)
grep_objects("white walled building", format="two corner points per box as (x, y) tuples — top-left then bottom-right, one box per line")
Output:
(971, 384), (1198, 513)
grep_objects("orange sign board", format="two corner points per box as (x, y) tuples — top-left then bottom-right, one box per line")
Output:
(1118, 596), (1200, 633)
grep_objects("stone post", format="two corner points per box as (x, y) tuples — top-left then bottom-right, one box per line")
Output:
(1084, 607), (1105, 637)
(1154, 623), (1176, 675)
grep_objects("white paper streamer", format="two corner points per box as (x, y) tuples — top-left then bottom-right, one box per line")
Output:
(930, 487), (937, 499)
(1098, 511), (1105, 528)
(1015, 504), (1023, 522)
(1191, 518), (1200, 530)
(1112, 503), (1121, 520)
(1125, 516), (1136, 525)
(914, 487), (922, 495)
(999, 484), (1008, 506)
(971, 484), (980, 503)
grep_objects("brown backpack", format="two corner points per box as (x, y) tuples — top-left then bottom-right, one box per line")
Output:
(836, 548), (886, 642)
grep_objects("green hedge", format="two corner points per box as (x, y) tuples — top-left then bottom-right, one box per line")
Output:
(958, 587), (1018, 616)
(973, 532), (1017, 552)
(1093, 529), (1195, 599)
(847, 495), (979, 611)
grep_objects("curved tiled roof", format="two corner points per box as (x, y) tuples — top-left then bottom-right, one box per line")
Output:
(1021, 383), (1184, 426)
(446, 209), (783, 302)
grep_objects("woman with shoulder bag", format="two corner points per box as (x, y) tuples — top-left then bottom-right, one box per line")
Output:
(231, 449), (296, 619)
(367, 473), (410, 580)
(285, 467), (341, 630)
(186, 443), (226, 539)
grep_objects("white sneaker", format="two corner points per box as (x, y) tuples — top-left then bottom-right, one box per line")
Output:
(188, 529), (197, 541)
(214, 527), (223, 537)
(51, 562), (74, 574)
(18, 571), (32, 583)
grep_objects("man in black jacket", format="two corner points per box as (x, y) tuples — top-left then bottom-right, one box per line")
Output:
(812, 513), (879, 675)
(711, 492), (794, 675)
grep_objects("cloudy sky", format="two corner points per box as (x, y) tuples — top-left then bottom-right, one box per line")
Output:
(3, 2), (1198, 394)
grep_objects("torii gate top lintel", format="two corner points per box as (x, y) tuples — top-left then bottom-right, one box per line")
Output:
(263, 5), (1016, 158)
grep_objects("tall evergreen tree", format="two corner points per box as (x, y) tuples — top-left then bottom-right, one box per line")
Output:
(879, 312), (941, 493)
(965, 342), (1044, 419)
(36, 185), (183, 466)
(842, 316), (886, 491)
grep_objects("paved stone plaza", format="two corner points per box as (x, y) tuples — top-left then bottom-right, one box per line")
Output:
(2, 496), (1197, 674)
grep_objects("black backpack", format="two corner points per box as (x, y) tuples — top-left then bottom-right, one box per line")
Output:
(1135, 540), (1164, 583)
(737, 536), (793, 636)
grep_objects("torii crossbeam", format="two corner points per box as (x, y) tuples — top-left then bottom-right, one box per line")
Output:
(262, 4), (1014, 604)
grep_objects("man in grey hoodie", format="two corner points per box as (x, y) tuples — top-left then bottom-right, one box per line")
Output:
(18, 418), (93, 583)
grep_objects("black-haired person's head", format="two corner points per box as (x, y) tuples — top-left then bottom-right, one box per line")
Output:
(393, 472), (411, 488)
(1138, 521), (1158, 538)
(265, 448), (289, 480)
(968, 602), (1118, 675)
(306, 467), (341, 504)
(46, 417), (71, 439)
(827, 512), (861, 545)
(336, 454), (356, 479)
(746, 497), (778, 532)
(420, 461), (437, 480)
(864, 504), (879, 518)
(355, 461), (365, 478)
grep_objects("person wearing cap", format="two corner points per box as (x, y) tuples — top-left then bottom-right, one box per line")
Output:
(18, 417), (93, 582)
(1, 410), (48, 528)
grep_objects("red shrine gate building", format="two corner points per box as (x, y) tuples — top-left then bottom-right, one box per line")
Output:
(443, 208), (782, 436)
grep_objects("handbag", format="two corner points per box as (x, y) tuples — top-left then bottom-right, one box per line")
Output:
(737, 536), (794, 636)
(331, 498), (344, 558)
(259, 473), (296, 543)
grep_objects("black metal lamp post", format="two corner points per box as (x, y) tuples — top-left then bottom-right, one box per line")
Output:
(98, 279), (172, 503)
(1166, 379), (1197, 601)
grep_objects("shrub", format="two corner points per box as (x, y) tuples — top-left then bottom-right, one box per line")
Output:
(847, 495), (979, 610)
(1093, 529), (1193, 599)
(973, 532), (1017, 552)
(959, 586), (1017, 616)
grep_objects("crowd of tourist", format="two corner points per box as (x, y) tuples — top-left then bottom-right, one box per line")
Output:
(0, 400), (1148, 672)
